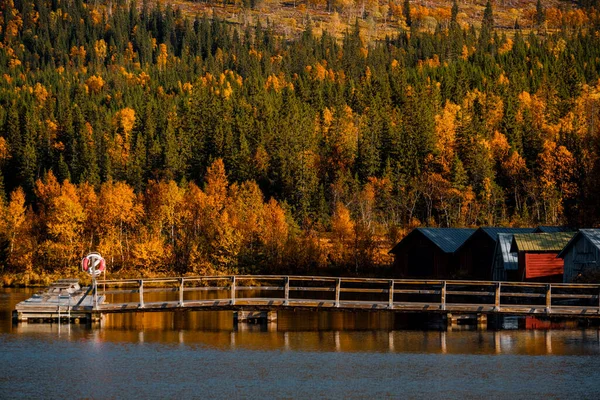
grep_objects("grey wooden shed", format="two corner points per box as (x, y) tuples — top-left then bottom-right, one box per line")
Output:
(557, 229), (600, 282)
(491, 233), (520, 281)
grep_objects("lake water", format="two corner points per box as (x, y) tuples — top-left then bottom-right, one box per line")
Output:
(1, 288), (600, 398)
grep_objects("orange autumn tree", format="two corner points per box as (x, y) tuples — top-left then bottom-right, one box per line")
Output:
(433, 101), (461, 175)
(144, 180), (184, 245)
(96, 181), (143, 270)
(331, 202), (355, 267)
(35, 173), (86, 271)
(131, 180), (184, 271)
(226, 180), (266, 272)
(319, 106), (359, 173)
(537, 141), (577, 224)
(353, 180), (380, 271)
(1, 188), (34, 276)
(177, 182), (213, 274)
(260, 198), (289, 271)
(203, 159), (243, 272)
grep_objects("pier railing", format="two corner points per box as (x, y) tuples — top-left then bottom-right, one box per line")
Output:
(94, 275), (600, 318)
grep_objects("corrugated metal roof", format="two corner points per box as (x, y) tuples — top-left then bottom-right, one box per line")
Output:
(557, 229), (600, 258)
(388, 228), (476, 255)
(498, 233), (519, 271)
(511, 232), (575, 253)
(480, 227), (536, 241)
(534, 226), (570, 233)
(581, 229), (600, 249)
(417, 228), (476, 253)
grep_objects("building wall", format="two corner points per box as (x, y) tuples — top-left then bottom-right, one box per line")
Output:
(563, 238), (600, 282)
(392, 232), (452, 279)
(492, 254), (520, 281)
(491, 245), (506, 281)
(394, 246), (450, 279)
(518, 252), (564, 282)
(456, 234), (495, 280)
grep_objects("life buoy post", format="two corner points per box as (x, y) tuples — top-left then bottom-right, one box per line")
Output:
(82, 252), (105, 310)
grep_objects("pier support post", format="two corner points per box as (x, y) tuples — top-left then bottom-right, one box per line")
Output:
(234, 310), (277, 324)
(284, 276), (290, 306)
(446, 313), (455, 330)
(231, 276), (236, 306)
(388, 280), (394, 309)
(494, 282), (501, 312)
(179, 278), (185, 307)
(335, 278), (341, 308)
(139, 280), (144, 309)
(93, 277), (98, 310)
(545, 284), (552, 314)
(477, 313), (487, 329)
(441, 281), (446, 311)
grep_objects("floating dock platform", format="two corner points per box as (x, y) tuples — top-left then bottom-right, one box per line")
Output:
(13, 279), (104, 323)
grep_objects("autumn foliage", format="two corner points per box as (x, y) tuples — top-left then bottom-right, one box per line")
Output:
(0, 162), (315, 281)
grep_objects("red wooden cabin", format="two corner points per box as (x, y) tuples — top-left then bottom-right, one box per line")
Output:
(510, 232), (574, 282)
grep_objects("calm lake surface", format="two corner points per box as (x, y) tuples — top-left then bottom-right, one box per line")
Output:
(1, 288), (600, 399)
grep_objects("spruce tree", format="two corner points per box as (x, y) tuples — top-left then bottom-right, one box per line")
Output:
(163, 115), (182, 181)
(403, 0), (412, 28)
(479, 0), (494, 50)
(451, 0), (459, 25)
(482, 1), (494, 31)
(535, 0), (546, 28)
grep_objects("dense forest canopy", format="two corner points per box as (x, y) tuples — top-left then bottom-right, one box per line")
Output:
(0, 0), (600, 283)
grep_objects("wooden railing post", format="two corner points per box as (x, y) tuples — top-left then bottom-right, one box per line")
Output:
(179, 278), (185, 307)
(284, 276), (290, 306)
(139, 280), (144, 309)
(92, 276), (98, 310)
(494, 282), (501, 312)
(546, 284), (552, 314)
(441, 281), (446, 311)
(335, 278), (341, 308)
(231, 276), (236, 306)
(388, 280), (394, 309)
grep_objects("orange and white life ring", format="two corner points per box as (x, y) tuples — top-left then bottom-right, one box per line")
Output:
(82, 252), (105, 277)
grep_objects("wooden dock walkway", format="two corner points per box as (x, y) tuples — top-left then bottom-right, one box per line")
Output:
(13, 279), (104, 322)
(14, 275), (600, 322)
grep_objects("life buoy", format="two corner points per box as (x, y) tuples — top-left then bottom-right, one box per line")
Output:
(82, 252), (105, 276)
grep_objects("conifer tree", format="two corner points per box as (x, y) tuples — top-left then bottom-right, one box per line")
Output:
(403, 0), (412, 28)
(482, 1), (494, 30)
(536, 0), (546, 28)
(451, 0), (459, 25)
(479, 0), (495, 51)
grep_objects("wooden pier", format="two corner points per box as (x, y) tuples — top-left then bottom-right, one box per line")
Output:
(13, 279), (104, 323)
(13, 275), (600, 323)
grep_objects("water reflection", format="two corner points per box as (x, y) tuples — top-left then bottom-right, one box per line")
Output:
(7, 319), (600, 355)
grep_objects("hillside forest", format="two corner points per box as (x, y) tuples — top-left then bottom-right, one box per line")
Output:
(1, 0), (600, 284)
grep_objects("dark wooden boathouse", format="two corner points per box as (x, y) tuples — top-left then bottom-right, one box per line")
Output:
(389, 228), (475, 279)
(455, 227), (535, 280)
